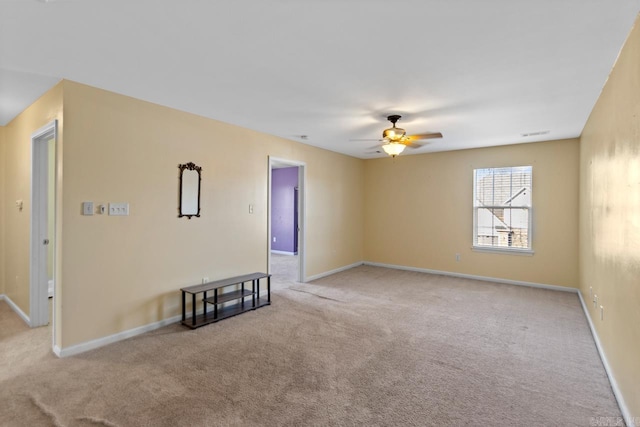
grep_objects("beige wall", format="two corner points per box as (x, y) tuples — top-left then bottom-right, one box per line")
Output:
(579, 16), (640, 419)
(2, 84), (63, 315)
(59, 81), (363, 347)
(364, 139), (579, 288)
(0, 125), (5, 296)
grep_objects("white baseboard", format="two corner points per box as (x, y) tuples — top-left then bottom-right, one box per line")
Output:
(0, 294), (31, 326)
(271, 250), (297, 256)
(578, 291), (634, 427)
(363, 261), (578, 293)
(57, 314), (183, 358)
(305, 261), (364, 282)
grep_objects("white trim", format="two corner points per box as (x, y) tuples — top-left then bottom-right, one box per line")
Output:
(363, 261), (576, 293)
(306, 262), (364, 282)
(270, 250), (297, 256)
(297, 164), (306, 281)
(578, 292), (634, 427)
(0, 294), (31, 326)
(56, 314), (184, 358)
(31, 120), (57, 140)
(471, 246), (535, 256)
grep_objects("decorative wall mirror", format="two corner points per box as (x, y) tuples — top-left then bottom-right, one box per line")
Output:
(178, 162), (202, 219)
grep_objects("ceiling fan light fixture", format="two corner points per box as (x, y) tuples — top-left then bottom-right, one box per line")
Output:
(382, 114), (406, 142)
(381, 142), (406, 157)
(382, 126), (406, 141)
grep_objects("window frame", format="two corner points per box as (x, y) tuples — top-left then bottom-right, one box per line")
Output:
(472, 166), (534, 255)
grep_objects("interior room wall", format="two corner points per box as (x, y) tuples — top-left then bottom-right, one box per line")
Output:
(364, 139), (579, 288)
(1, 83), (63, 316)
(579, 15), (640, 419)
(59, 80), (364, 348)
(271, 167), (298, 253)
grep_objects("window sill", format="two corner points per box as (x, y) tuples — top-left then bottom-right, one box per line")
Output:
(472, 246), (535, 256)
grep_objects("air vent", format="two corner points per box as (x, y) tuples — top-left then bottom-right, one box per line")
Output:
(521, 131), (550, 137)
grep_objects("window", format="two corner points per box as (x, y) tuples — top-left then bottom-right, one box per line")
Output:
(473, 166), (532, 252)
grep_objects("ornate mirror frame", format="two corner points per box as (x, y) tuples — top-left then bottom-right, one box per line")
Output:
(178, 162), (202, 219)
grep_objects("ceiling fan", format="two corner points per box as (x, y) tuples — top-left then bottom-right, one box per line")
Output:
(355, 115), (443, 157)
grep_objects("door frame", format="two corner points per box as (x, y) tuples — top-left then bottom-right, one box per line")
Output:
(268, 156), (306, 282)
(29, 120), (57, 334)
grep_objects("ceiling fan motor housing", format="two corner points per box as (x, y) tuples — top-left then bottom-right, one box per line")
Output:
(387, 114), (402, 124)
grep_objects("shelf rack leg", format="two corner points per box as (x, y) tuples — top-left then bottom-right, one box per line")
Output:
(182, 291), (186, 322)
(203, 291), (208, 317)
(192, 293), (196, 326)
(214, 288), (218, 319)
(268, 276), (271, 303)
(252, 280), (256, 308)
(241, 282), (245, 308)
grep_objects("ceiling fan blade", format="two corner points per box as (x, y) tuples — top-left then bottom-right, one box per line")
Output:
(404, 142), (424, 149)
(406, 132), (443, 142)
(349, 138), (383, 142)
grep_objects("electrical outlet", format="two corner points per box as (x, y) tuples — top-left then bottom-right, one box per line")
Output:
(273, 237), (276, 242)
(593, 294), (598, 309)
(455, 253), (461, 262)
(202, 277), (209, 284)
(249, 204), (254, 214)
(600, 305), (604, 321)
(108, 202), (129, 216)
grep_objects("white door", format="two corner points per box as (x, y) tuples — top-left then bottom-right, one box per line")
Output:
(30, 121), (57, 328)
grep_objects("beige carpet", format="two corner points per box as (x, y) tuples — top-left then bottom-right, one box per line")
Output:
(0, 266), (620, 426)
(270, 253), (299, 282)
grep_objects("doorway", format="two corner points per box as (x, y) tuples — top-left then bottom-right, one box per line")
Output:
(29, 120), (57, 337)
(268, 157), (305, 282)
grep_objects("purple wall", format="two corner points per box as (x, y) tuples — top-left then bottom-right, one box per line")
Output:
(271, 167), (298, 253)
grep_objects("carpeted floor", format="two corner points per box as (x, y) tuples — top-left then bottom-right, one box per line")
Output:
(0, 266), (620, 426)
(270, 253), (299, 282)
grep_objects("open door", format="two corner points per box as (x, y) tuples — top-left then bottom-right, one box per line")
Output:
(268, 157), (306, 282)
(30, 120), (57, 332)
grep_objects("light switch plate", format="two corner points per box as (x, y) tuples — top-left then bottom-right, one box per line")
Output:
(82, 201), (94, 215)
(109, 202), (129, 216)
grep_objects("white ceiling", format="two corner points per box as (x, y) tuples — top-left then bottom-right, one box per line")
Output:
(1, 0), (639, 158)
